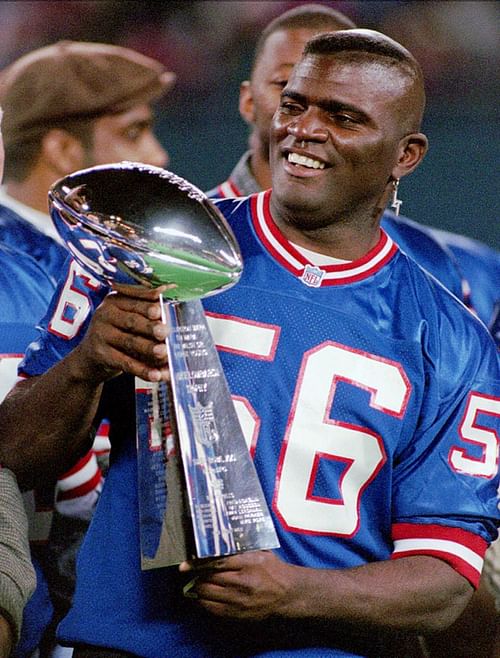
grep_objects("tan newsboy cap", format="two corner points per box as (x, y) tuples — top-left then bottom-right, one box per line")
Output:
(0, 40), (175, 146)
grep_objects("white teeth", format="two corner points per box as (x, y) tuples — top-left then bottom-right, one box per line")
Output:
(288, 152), (325, 169)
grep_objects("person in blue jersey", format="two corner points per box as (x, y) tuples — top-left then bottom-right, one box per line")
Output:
(0, 41), (175, 658)
(207, 4), (467, 307)
(0, 40), (173, 287)
(1, 29), (499, 658)
(0, 243), (55, 658)
(0, 115), (46, 658)
(208, 8), (500, 655)
(430, 228), (500, 333)
(0, 244), (49, 658)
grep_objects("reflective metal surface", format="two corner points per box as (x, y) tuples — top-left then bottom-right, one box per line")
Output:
(49, 161), (242, 301)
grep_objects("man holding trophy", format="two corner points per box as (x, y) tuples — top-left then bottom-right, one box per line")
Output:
(0, 30), (499, 658)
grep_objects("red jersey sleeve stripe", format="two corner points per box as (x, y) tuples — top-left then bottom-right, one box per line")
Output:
(58, 449), (94, 479)
(391, 523), (488, 588)
(56, 469), (103, 501)
(392, 523), (488, 555)
(57, 450), (101, 499)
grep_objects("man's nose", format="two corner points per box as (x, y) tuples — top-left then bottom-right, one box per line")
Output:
(146, 135), (169, 168)
(287, 108), (329, 143)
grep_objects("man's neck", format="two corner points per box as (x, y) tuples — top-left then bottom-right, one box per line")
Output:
(270, 198), (382, 262)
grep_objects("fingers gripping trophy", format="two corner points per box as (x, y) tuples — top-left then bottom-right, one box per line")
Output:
(49, 162), (279, 568)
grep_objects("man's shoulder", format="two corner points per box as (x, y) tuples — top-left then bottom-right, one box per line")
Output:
(382, 210), (453, 253)
(0, 243), (53, 292)
(0, 203), (51, 245)
(430, 226), (499, 258)
(400, 245), (495, 351)
(381, 211), (466, 302)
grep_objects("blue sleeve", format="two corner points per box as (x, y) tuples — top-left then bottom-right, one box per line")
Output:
(20, 258), (109, 377)
(391, 314), (500, 587)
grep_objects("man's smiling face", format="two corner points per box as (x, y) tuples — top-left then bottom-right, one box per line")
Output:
(270, 54), (411, 230)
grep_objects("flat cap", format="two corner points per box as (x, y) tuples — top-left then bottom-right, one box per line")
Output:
(0, 40), (175, 146)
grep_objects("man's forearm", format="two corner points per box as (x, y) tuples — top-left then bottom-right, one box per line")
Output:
(185, 552), (474, 634)
(0, 350), (104, 489)
(281, 555), (473, 633)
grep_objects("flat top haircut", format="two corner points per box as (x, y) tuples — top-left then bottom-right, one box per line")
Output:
(251, 3), (356, 75)
(303, 29), (426, 132)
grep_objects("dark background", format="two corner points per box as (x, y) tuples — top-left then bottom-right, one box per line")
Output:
(0, 0), (498, 248)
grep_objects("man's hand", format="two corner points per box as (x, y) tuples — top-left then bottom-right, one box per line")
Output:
(72, 282), (173, 384)
(0, 282), (174, 486)
(179, 551), (297, 620)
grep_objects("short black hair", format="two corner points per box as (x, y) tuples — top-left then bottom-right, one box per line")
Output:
(252, 3), (356, 74)
(304, 29), (420, 68)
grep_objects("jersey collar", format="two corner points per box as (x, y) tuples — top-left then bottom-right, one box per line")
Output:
(217, 179), (243, 198)
(250, 190), (398, 287)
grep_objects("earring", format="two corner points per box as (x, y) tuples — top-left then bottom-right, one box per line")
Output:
(390, 178), (402, 216)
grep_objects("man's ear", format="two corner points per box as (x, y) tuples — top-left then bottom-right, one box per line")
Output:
(392, 132), (428, 180)
(239, 80), (255, 125)
(41, 129), (86, 176)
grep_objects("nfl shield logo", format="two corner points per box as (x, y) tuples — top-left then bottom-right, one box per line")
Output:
(190, 400), (220, 446)
(301, 264), (324, 287)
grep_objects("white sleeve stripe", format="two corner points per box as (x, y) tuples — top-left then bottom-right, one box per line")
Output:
(57, 454), (99, 491)
(93, 435), (111, 453)
(393, 538), (484, 573)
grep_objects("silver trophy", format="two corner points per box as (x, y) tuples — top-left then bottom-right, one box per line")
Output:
(49, 162), (279, 568)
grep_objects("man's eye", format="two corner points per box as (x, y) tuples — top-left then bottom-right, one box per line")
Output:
(334, 114), (357, 125)
(272, 80), (288, 89)
(124, 125), (147, 141)
(280, 101), (301, 114)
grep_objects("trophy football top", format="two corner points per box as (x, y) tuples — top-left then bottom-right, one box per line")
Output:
(49, 161), (243, 301)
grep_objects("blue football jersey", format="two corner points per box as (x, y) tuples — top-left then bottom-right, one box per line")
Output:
(430, 227), (500, 330)
(20, 191), (500, 658)
(0, 244), (53, 395)
(0, 203), (68, 287)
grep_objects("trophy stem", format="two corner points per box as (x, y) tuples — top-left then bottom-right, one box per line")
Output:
(162, 298), (279, 560)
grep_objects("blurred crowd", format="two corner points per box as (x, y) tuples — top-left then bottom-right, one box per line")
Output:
(0, 0), (497, 247)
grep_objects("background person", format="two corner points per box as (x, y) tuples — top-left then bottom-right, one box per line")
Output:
(0, 109), (48, 658)
(0, 241), (55, 658)
(0, 40), (175, 658)
(0, 39), (173, 285)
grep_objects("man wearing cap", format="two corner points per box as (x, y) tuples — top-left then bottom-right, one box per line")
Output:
(0, 40), (174, 658)
(0, 39), (173, 285)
